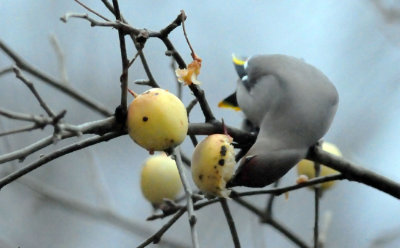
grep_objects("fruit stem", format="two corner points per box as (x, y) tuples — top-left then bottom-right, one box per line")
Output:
(127, 88), (138, 98)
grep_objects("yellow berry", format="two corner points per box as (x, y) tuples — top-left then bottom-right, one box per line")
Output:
(140, 154), (183, 205)
(191, 134), (236, 198)
(297, 142), (342, 190)
(127, 88), (188, 153)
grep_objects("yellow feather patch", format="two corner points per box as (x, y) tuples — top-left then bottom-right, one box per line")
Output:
(218, 101), (241, 111)
(232, 54), (246, 66)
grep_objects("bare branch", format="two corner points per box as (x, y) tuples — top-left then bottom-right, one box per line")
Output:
(61, 8), (216, 122)
(20, 177), (186, 248)
(130, 36), (160, 89)
(86, 148), (115, 209)
(74, 0), (110, 21)
(268, 218), (310, 248)
(49, 34), (69, 85)
(133, 79), (151, 86)
(188, 122), (256, 144)
(60, 13), (146, 36)
(232, 174), (346, 198)
(149, 174), (344, 221)
(0, 108), (52, 124)
(0, 66), (13, 76)
(0, 131), (124, 190)
(264, 180), (279, 218)
(137, 208), (186, 248)
(173, 147), (199, 248)
(313, 162), (321, 248)
(219, 198), (241, 248)
(0, 39), (112, 116)
(307, 146), (400, 199)
(180, 10), (197, 59)
(127, 49), (141, 68)
(233, 197), (310, 248)
(13, 66), (55, 117)
(0, 124), (39, 137)
(112, 0), (130, 116)
(0, 117), (117, 164)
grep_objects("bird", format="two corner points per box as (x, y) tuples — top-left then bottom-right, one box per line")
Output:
(220, 54), (339, 188)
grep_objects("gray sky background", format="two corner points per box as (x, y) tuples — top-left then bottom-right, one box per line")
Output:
(1, 1), (400, 247)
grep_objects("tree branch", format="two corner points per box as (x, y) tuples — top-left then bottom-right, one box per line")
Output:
(173, 147), (199, 248)
(0, 124), (39, 137)
(307, 146), (400, 199)
(112, 0), (129, 116)
(232, 197), (310, 248)
(0, 40), (112, 117)
(137, 208), (186, 248)
(0, 131), (124, 190)
(20, 176), (186, 248)
(0, 117), (117, 164)
(13, 66), (55, 117)
(220, 198), (241, 248)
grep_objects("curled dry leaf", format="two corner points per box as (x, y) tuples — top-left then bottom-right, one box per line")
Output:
(175, 57), (202, 85)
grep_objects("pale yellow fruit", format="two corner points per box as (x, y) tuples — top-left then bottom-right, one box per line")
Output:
(140, 154), (183, 205)
(127, 88), (188, 153)
(297, 142), (342, 190)
(191, 134), (236, 198)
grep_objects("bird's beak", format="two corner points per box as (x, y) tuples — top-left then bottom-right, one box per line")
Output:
(218, 92), (241, 111)
(232, 54), (248, 79)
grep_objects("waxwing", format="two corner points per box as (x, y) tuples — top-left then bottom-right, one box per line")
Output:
(220, 54), (339, 187)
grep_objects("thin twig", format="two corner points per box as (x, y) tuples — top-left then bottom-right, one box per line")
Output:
(99, 1), (160, 88)
(314, 162), (321, 248)
(233, 197), (309, 248)
(0, 40), (112, 116)
(186, 98), (198, 115)
(149, 174), (345, 221)
(0, 108), (52, 124)
(232, 174), (346, 198)
(0, 119), (186, 248)
(186, 98), (199, 146)
(112, 0), (129, 115)
(180, 10), (196, 58)
(49, 34), (69, 85)
(128, 50), (141, 68)
(319, 211), (332, 246)
(180, 151), (191, 167)
(74, 0), (110, 21)
(220, 198), (241, 248)
(19, 177), (186, 248)
(173, 147), (199, 248)
(0, 131), (124, 190)
(0, 116), (117, 164)
(161, 36), (216, 122)
(137, 208), (186, 248)
(188, 122), (256, 144)
(307, 146), (400, 199)
(129, 34), (160, 88)
(268, 218), (310, 248)
(264, 180), (280, 218)
(0, 66), (14, 76)
(63, 8), (214, 122)
(87, 148), (115, 209)
(13, 66), (55, 117)
(0, 124), (39, 137)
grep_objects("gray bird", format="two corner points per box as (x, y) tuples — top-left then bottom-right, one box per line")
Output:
(220, 54), (339, 187)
